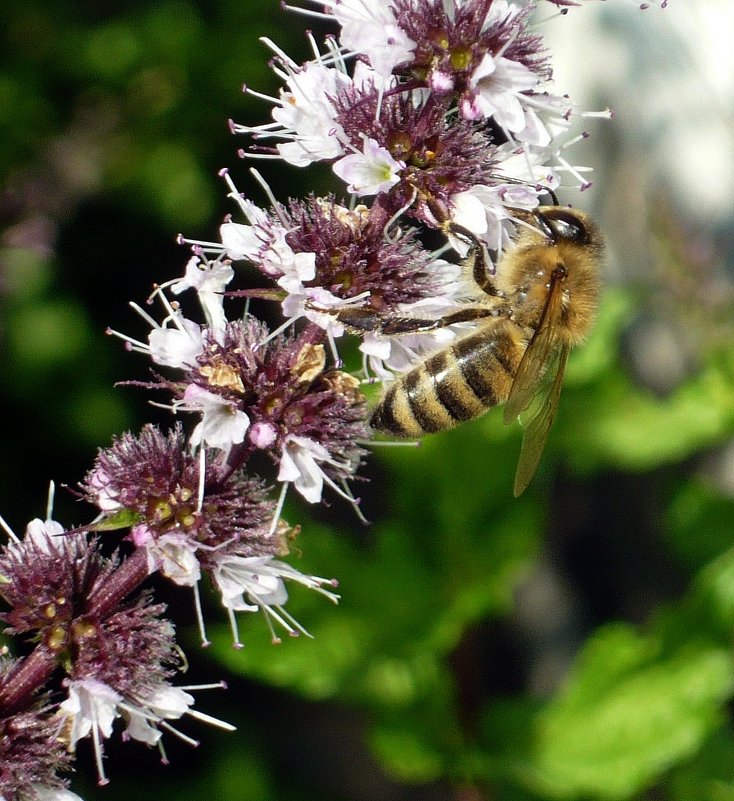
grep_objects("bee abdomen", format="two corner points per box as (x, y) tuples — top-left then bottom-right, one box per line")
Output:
(372, 327), (521, 437)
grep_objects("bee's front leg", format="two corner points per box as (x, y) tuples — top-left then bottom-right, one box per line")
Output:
(448, 223), (502, 297)
(317, 305), (505, 336)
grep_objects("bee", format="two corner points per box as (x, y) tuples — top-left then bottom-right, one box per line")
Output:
(332, 205), (603, 495)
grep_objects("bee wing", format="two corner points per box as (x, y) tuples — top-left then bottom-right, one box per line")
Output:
(503, 268), (565, 424)
(512, 343), (569, 496)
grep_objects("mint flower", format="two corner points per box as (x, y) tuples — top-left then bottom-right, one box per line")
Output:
(0, 657), (73, 801)
(58, 677), (234, 785)
(212, 554), (339, 644)
(333, 136), (405, 196)
(1, 0), (645, 793)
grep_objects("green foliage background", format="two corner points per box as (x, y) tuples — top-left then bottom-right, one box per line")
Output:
(2, 2), (733, 800)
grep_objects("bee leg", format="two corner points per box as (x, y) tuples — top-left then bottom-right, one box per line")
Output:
(448, 223), (501, 297)
(324, 305), (504, 336)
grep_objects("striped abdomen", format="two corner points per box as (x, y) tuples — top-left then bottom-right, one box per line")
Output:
(372, 323), (526, 437)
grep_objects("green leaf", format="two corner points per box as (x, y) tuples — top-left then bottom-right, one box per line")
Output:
(87, 508), (141, 532)
(480, 626), (734, 800)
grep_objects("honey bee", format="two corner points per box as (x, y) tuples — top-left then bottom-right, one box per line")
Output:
(332, 205), (603, 495)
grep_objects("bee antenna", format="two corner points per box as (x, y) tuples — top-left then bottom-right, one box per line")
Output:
(544, 187), (560, 206)
(533, 211), (558, 242)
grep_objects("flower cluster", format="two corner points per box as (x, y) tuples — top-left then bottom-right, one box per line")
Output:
(0, 1), (640, 798)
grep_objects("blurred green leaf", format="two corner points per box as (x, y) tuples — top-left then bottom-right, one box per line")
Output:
(481, 629), (733, 799)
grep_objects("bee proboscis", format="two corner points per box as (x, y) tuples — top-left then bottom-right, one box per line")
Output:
(332, 205), (603, 496)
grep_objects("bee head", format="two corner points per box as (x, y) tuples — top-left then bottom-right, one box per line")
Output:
(536, 208), (590, 245)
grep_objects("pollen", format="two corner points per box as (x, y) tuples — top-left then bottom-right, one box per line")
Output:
(291, 343), (326, 383)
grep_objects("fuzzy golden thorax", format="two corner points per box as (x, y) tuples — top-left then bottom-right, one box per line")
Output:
(497, 207), (603, 347)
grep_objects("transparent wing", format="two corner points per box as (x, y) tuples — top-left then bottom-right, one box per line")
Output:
(512, 343), (569, 497)
(503, 269), (566, 425)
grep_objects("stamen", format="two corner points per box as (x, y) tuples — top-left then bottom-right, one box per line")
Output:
(227, 607), (244, 649)
(258, 316), (296, 347)
(91, 719), (109, 786)
(178, 681), (228, 691)
(125, 302), (160, 331)
(158, 739), (169, 765)
(261, 608), (282, 644)
(262, 602), (305, 638)
(554, 155), (593, 189)
(196, 448), (206, 513)
(383, 188), (418, 243)
(0, 513), (20, 544)
(45, 480), (56, 521)
(338, 477), (369, 525)
(258, 37), (300, 70)
(361, 439), (421, 448)
(158, 720), (200, 748)
(267, 481), (290, 538)
(281, 2), (334, 21)
(249, 168), (290, 228)
(582, 108), (614, 119)
(241, 86), (281, 105)
(273, 604), (313, 638)
(306, 29), (324, 62)
(184, 708), (237, 732)
(326, 329), (343, 368)
(192, 582), (211, 647)
(219, 170), (260, 221)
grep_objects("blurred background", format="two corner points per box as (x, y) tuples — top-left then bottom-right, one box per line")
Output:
(2, 1), (734, 800)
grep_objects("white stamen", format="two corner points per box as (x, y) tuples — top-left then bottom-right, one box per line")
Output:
(0, 514), (20, 544)
(249, 168), (289, 227)
(192, 582), (211, 647)
(326, 329), (343, 368)
(178, 681), (228, 691)
(183, 708), (237, 732)
(361, 439), (421, 448)
(227, 607), (244, 649)
(268, 481), (290, 538)
(258, 316), (296, 347)
(383, 187), (418, 243)
(196, 448), (206, 513)
(91, 718), (109, 786)
(258, 37), (300, 70)
(157, 720), (200, 748)
(281, 2), (333, 21)
(338, 478), (369, 525)
(45, 481), (55, 521)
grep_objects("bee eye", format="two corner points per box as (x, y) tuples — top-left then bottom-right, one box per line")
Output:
(545, 210), (588, 244)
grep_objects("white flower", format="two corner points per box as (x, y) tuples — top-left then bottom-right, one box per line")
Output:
(219, 221), (263, 261)
(333, 136), (404, 196)
(481, 0), (522, 30)
(262, 228), (317, 293)
(466, 53), (539, 131)
(278, 434), (348, 503)
(146, 532), (202, 587)
(214, 555), (289, 611)
(84, 469), (121, 512)
(31, 787), (86, 801)
(184, 385), (250, 451)
(450, 182), (541, 253)
(249, 420), (278, 449)
(58, 678), (232, 783)
(360, 292), (463, 380)
(271, 62), (350, 166)
(121, 686), (196, 746)
(171, 256), (233, 335)
(212, 554), (339, 638)
(148, 316), (204, 369)
(22, 519), (65, 553)
(59, 679), (121, 748)
(330, 0), (416, 78)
